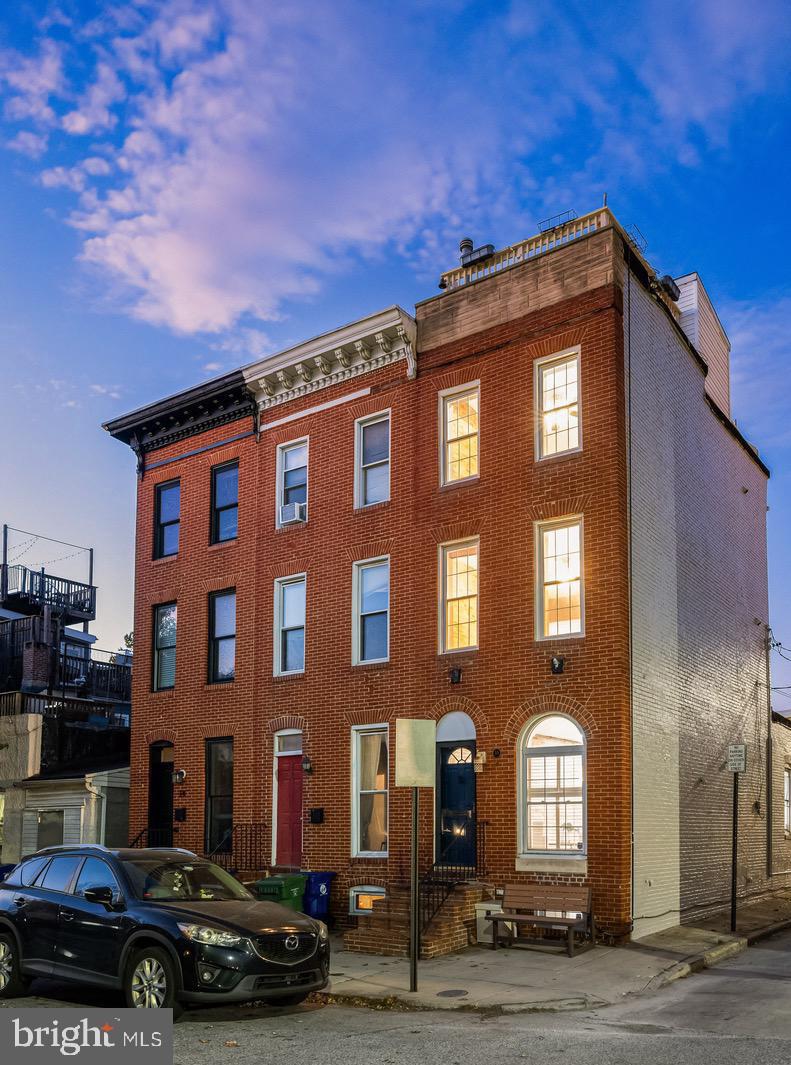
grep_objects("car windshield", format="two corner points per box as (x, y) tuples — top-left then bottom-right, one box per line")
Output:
(122, 859), (253, 902)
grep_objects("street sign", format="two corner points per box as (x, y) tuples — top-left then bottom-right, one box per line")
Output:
(727, 744), (747, 773)
(395, 719), (436, 788)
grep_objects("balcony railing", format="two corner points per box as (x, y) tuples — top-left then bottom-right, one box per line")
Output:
(0, 691), (129, 724)
(438, 207), (613, 291)
(60, 646), (132, 703)
(1, 563), (97, 623)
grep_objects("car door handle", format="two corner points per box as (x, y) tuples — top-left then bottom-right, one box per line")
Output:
(13, 896), (26, 908)
(60, 911), (75, 922)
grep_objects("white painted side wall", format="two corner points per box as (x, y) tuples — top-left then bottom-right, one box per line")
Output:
(626, 271), (682, 938)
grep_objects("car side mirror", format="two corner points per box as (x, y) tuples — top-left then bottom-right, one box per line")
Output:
(84, 886), (118, 908)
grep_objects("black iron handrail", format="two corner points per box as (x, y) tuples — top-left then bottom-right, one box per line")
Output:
(419, 818), (487, 932)
(205, 822), (268, 873)
(128, 827), (178, 849)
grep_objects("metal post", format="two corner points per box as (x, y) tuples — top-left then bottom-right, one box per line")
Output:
(409, 786), (419, 992)
(85, 547), (94, 634)
(731, 771), (739, 933)
(1, 524), (7, 601)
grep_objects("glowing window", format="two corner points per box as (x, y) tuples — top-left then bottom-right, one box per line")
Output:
(441, 385), (479, 484)
(521, 715), (585, 854)
(536, 351), (580, 459)
(441, 540), (479, 652)
(536, 519), (583, 638)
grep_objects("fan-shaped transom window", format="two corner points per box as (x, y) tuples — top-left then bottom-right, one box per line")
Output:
(447, 746), (473, 765)
(520, 715), (585, 855)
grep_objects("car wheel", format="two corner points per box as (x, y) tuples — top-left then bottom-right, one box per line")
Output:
(265, 992), (310, 1007)
(124, 946), (182, 1018)
(0, 933), (29, 999)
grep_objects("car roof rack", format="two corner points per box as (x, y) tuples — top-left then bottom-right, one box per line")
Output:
(32, 844), (111, 856)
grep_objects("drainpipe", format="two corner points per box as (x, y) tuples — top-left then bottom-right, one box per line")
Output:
(85, 774), (106, 845)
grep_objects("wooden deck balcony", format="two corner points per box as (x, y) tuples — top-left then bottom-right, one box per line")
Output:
(0, 563), (97, 624)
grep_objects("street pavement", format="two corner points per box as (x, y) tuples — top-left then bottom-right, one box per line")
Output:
(3, 929), (791, 1063)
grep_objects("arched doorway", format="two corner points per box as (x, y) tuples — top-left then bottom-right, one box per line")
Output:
(436, 712), (476, 867)
(148, 741), (174, 847)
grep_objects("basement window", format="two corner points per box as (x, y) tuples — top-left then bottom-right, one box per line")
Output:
(349, 885), (386, 915)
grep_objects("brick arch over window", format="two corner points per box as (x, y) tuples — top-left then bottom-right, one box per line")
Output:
(503, 694), (597, 745)
(428, 697), (490, 744)
(143, 729), (177, 746)
(344, 708), (394, 727)
(524, 326), (589, 363)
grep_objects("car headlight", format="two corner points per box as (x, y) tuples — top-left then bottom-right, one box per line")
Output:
(177, 923), (245, 948)
(316, 921), (329, 942)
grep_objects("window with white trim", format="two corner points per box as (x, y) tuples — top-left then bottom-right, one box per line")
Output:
(784, 768), (791, 835)
(440, 384), (479, 484)
(355, 412), (390, 507)
(349, 885), (386, 915)
(535, 349), (580, 459)
(536, 518), (583, 638)
(276, 439), (308, 523)
(440, 540), (479, 652)
(274, 575), (306, 675)
(520, 715), (586, 855)
(351, 725), (388, 857)
(353, 558), (389, 664)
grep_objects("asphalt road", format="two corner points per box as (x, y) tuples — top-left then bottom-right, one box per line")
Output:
(4, 929), (791, 1064)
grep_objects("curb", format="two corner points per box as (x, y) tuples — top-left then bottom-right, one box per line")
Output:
(745, 916), (791, 945)
(643, 935), (747, 993)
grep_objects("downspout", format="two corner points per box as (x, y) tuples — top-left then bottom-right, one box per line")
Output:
(84, 774), (105, 845)
(766, 625), (774, 877)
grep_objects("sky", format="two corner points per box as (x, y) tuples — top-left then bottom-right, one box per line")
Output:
(0, 0), (790, 698)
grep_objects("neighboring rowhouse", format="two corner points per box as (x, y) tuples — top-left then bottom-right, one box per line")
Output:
(105, 206), (789, 947)
(0, 529), (131, 863)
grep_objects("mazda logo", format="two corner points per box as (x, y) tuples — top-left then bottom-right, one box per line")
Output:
(285, 935), (300, 952)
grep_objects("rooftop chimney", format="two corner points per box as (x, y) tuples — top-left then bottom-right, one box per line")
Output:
(459, 237), (474, 260)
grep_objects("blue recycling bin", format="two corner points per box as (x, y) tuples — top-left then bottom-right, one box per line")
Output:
(301, 871), (336, 918)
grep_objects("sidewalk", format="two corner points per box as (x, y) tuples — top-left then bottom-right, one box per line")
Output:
(319, 925), (746, 1014)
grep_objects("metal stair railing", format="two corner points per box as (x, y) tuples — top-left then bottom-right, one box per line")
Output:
(419, 818), (487, 932)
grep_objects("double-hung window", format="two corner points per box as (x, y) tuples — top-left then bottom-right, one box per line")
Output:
(277, 439), (308, 524)
(153, 602), (177, 691)
(353, 558), (389, 664)
(352, 725), (388, 857)
(535, 518), (584, 638)
(440, 384), (479, 485)
(785, 768), (791, 835)
(211, 461), (239, 543)
(274, 575), (306, 675)
(355, 412), (390, 507)
(440, 540), (479, 652)
(154, 480), (180, 558)
(208, 589), (236, 683)
(535, 349), (581, 459)
(205, 737), (233, 854)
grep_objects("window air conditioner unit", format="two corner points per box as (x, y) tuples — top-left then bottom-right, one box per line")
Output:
(279, 502), (307, 525)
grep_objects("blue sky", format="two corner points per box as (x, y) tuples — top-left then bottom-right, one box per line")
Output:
(0, 0), (790, 698)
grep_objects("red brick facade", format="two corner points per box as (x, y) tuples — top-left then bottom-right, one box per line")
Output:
(113, 219), (772, 941)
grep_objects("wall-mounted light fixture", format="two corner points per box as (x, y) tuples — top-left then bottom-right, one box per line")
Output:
(172, 769), (187, 784)
(301, 754), (313, 774)
(449, 667), (462, 684)
(551, 656), (565, 675)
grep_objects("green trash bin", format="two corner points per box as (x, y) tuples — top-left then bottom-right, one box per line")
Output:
(252, 873), (307, 912)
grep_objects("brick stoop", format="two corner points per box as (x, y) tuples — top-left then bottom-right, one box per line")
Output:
(344, 882), (488, 959)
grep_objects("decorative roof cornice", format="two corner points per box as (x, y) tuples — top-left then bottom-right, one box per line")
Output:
(241, 305), (417, 412)
(103, 370), (255, 461)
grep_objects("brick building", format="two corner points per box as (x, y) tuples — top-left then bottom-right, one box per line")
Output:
(105, 207), (788, 947)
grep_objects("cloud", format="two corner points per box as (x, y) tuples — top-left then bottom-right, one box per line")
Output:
(7, 129), (48, 157)
(0, 0), (789, 343)
(89, 382), (121, 400)
(725, 293), (791, 453)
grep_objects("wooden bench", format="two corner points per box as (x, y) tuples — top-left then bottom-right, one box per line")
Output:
(487, 884), (595, 957)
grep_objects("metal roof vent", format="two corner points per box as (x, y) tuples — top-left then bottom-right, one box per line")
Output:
(458, 237), (495, 268)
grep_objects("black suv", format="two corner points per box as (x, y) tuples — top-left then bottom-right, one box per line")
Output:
(0, 846), (329, 1016)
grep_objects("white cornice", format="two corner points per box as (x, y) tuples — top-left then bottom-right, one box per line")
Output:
(241, 305), (417, 412)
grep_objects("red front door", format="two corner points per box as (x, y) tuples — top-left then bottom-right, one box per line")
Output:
(276, 754), (303, 868)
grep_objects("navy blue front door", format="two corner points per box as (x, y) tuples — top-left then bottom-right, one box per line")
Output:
(436, 742), (476, 867)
